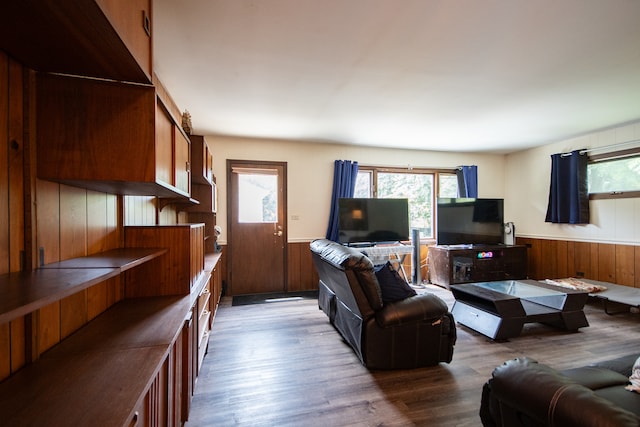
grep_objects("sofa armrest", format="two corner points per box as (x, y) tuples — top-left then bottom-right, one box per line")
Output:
(375, 293), (448, 327)
(488, 358), (639, 427)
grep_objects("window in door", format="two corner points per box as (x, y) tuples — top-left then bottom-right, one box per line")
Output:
(238, 172), (278, 223)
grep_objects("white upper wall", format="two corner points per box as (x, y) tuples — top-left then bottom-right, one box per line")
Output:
(208, 136), (505, 243)
(208, 118), (640, 246)
(505, 120), (640, 245)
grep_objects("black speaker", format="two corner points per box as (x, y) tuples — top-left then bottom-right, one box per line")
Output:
(412, 228), (421, 285)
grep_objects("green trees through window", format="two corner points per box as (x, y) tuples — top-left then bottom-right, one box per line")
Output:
(587, 147), (640, 199)
(355, 168), (458, 239)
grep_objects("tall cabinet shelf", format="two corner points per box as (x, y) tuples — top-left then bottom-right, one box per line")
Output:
(0, 0), (223, 425)
(186, 135), (219, 253)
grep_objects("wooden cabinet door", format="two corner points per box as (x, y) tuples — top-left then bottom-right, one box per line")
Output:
(37, 74), (156, 184)
(175, 129), (191, 194)
(155, 101), (174, 187)
(96, 0), (153, 81)
(189, 135), (213, 185)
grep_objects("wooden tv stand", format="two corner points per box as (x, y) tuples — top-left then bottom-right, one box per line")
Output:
(428, 244), (527, 288)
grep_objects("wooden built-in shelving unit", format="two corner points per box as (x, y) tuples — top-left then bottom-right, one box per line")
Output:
(0, 238), (223, 425)
(0, 1), (225, 425)
(0, 296), (188, 426)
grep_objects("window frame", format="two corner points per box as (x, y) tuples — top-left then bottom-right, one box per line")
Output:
(355, 165), (457, 241)
(587, 146), (640, 200)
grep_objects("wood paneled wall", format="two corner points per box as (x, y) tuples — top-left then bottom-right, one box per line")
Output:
(0, 53), (24, 275)
(0, 52), (27, 380)
(517, 237), (639, 288)
(286, 240), (598, 290)
(287, 242), (319, 292)
(34, 180), (123, 358)
(123, 195), (182, 226)
(288, 241), (426, 291)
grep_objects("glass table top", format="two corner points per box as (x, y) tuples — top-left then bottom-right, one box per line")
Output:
(471, 280), (565, 298)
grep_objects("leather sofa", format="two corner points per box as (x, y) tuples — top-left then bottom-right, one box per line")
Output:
(310, 239), (456, 369)
(480, 355), (640, 427)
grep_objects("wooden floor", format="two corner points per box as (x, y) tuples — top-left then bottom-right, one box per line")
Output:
(186, 285), (639, 427)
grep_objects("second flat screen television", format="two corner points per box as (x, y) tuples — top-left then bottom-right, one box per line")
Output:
(338, 198), (409, 245)
(437, 198), (504, 245)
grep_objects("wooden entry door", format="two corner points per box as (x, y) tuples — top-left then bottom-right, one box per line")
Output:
(228, 160), (287, 295)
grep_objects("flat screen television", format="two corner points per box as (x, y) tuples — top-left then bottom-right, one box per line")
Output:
(436, 198), (504, 246)
(338, 198), (410, 245)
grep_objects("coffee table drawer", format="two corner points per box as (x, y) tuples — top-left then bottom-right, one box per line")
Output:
(452, 301), (523, 340)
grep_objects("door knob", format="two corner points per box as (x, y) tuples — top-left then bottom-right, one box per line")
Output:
(274, 230), (283, 236)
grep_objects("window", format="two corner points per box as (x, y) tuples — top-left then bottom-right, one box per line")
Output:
(354, 167), (457, 239)
(588, 147), (640, 199)
(439, 174), (459, 198)
(237, 173), (278, 222)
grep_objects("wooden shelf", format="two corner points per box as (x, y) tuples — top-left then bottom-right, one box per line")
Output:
(205, 252), (222, 273)
(0, 248), (167, 324)
(39, 247), (167, 271)
(43, 296), (190, 355)
(0, 268), (119, 324)
(0, 296), (190, 427)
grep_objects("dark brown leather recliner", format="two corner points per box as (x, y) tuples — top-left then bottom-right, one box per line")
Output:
(310, 239), (456, 370)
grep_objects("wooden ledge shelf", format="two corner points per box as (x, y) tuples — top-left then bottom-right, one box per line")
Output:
(39, 247), (167, 271)
(0, 248), (167, 324)
(0, 296), (191, 427)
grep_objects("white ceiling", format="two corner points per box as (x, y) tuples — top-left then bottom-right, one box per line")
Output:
(153, 0), (640, 153)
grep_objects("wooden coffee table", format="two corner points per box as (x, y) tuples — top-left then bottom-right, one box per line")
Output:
(450, 280), (589, 340)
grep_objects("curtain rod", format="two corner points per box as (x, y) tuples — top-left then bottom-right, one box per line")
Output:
(560, 138), (640, 157)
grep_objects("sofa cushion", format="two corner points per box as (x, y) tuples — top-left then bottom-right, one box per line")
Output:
(562, 366), (631, 390)
(589, 353), (639, 377)
(595, 386), (640, 417)
(374, 261), (417, 303)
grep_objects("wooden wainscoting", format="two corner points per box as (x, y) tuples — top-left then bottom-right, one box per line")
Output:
(287, 241), (319, 292)
(517, 237), (640, 288)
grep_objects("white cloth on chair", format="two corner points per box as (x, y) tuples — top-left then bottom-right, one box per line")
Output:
(625, 356), (640, 392)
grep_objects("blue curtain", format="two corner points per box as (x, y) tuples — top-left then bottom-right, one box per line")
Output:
(326, 160), (359, 242)
(456, 165), (478, 198)
(545, 150), (590, 224)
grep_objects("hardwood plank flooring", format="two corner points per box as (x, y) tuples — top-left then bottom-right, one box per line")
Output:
(187, 286), (639, 426)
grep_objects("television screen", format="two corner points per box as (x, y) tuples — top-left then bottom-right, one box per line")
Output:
(436, 198), (504, 245)
(338, 198), (410, 245)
